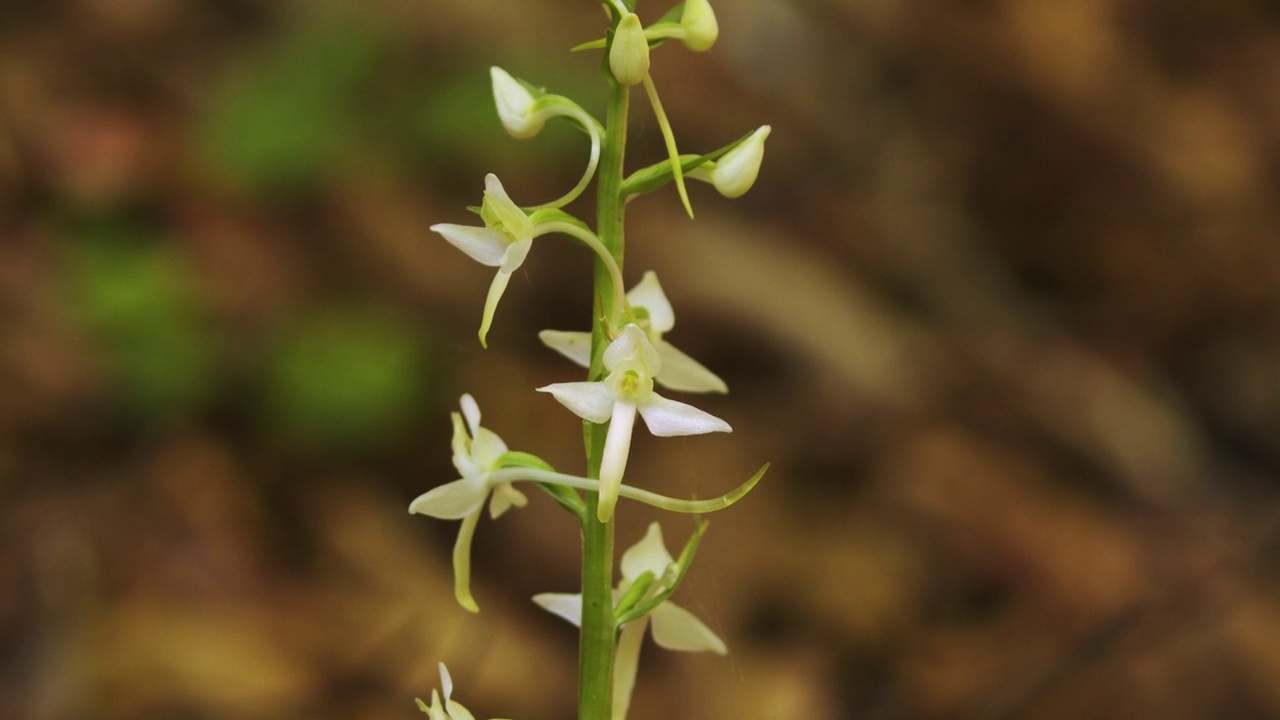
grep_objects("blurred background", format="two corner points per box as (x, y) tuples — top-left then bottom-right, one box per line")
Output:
(3, 0), (1280, 718)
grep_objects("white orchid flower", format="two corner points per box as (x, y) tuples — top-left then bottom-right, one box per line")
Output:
(539, 271), (726, 394)
(689, 125), (771, 198)
(533, 523), (726, 720)
(538, 324), (730, 522)
(409, 394), (527, 612)
(432, 174), (625, 347)
(490, 67), (601, 211)
(416, 663), (512, 720)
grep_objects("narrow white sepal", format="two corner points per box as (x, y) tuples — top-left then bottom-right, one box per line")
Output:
(438, 663), (454, 703)
(654, 339), (727, 394)
(538, 330), (593, 368)
(651, 601), (728, 654)
(460, 393), (482, 433)
(431, 224), (507, 267)
(538, 382), (614, 423)
(637, 393), (731, 436)
(408, 475), (489, 519)
(532, 592), (584, 627)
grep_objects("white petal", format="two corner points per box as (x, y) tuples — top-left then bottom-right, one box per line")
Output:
(598, 402), (637, 522)
(532, 592), (583, 627)
(408, 475), (489, 519)
(650, 601), (727, 654)
(450, 413), (477, 477)
(445, 699), (476, 720)
(621, 521), (674, 583)
(626, 271), (675, 333)
(654, 339), (727, 394)
(538, 330), (593, 368)
(438, 663), (454, 703)
(470, 426), (508, 469)
(425, 690), (447, 720)
(537, 381), (614, 423)
(637, 393), (731, 436)
(488, 483), (527, 518)
(459, 394), (481, 435)
(499, 237), (532, 274)
(432, 224), (508, 267)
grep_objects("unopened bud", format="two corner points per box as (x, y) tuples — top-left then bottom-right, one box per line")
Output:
(681, 0), (719, 52)
(610, 13), (650, 86)
(706, 125), (770, 198)
(490, 66), (544, 139)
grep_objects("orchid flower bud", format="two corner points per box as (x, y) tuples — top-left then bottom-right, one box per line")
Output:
(610, 13), (650, 86)
(691, 125), (771, 198)
(680, 0), (719, 52)
(490, 66), (544, 139)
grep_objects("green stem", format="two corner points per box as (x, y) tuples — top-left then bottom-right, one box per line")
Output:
(579, 76), (629, 720)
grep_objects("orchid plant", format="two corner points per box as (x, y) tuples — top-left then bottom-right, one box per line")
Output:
(412, 1), (770, 717)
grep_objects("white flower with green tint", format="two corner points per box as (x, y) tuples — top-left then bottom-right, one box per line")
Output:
(533, 522), (726, 719)
(416, 663), (512, 720)
(409, 394), (527, 612)
(538, 324), (730, 522)
(432, 174), (626, 347)
(431, 175), (537, 347)
(690, 125), (771, 198)
(539, 270), (726, 394)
